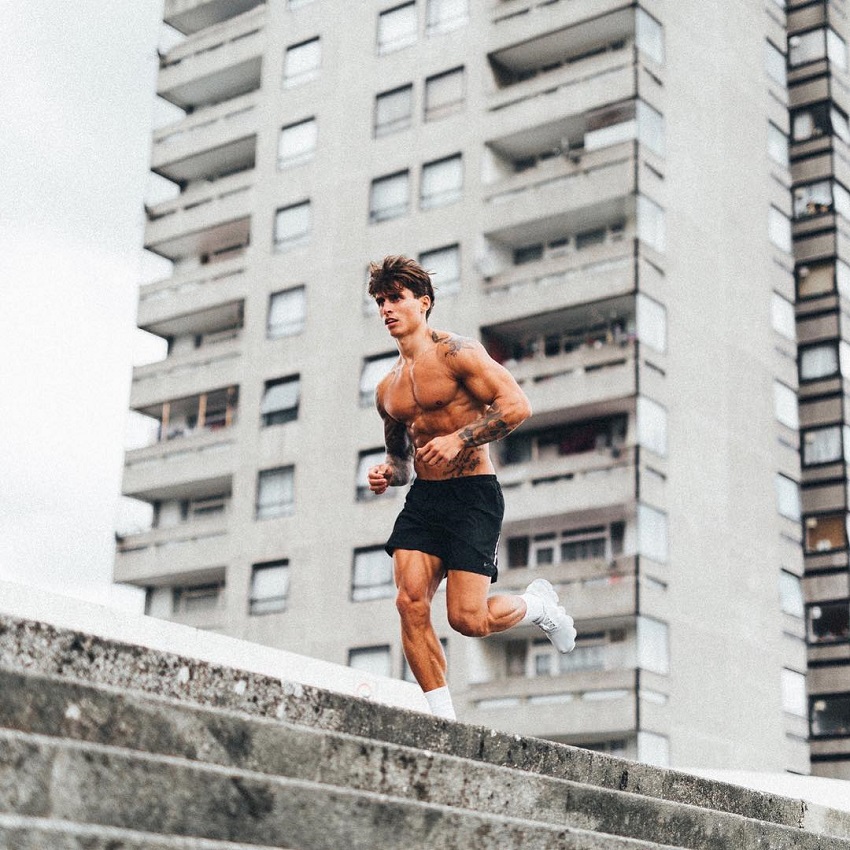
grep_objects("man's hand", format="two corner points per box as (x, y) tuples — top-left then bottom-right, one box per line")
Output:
(416, 433), (465, 467)
(367, 463), (395, 495)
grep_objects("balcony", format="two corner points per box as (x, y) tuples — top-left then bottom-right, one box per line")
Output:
(130, 335), (242, 409)
(498, 556), (639, 622)
(482, 142), (635, 247)
(138, 256), (248, 334)
(481, 241), (634, 321)
(499, 447), (636, 523)
(144, 169), (252, 261)
(158, 7), (265, 110)
(122, 429), (235, 501)
(164, 0), (265, 36)
(115, 516), (230, 585)
(152, 90), (259, 184)
(464, 668), (637, 739)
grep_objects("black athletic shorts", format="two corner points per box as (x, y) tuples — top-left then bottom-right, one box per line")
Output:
(385, 475), (505, 583)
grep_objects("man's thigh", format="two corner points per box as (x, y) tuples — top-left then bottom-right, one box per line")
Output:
(393, 549), (445, 600)
(445, 569), (492, 621)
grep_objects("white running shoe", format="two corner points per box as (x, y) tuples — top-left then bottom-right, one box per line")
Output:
(524, 578), (576, 653)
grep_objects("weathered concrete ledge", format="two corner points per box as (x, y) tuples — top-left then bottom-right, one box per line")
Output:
(2, 607), (849, 842)
(0, 578), (427, 712)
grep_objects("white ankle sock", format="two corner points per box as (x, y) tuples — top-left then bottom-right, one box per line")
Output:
(424, 686), (456, 720)
(519, 593), (545, 625)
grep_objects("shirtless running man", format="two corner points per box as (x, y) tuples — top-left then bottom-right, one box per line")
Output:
(366, 255), (576, 720)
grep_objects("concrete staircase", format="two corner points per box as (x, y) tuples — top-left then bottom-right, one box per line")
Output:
(1, 611), (850, 850)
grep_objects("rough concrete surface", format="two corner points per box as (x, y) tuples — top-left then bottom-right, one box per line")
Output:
(2, 611), (850, 850)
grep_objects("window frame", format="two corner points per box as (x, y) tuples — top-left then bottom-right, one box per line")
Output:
(249, 559), (290, 615)
(261, 375), (301, 427)
(256, 465), (296, 520)
(369, 169), (411, 223)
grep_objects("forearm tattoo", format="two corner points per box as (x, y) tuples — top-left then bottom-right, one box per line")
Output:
(458, 405), (512, 447)
(385, 417), (413, 485)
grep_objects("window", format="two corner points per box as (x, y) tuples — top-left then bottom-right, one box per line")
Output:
(638, 503), (667, 563)
(637, 617), (669, 676)
(506, 523), (624, 569)
(249, 560), (289, 614)
(377, 3), (417, 54)
(424, 66), (465, 122)
(370, 170), (410, 222)
(828, 29), (848, 69)
(278, 118), (317, 168)
(789, 29), (827, 66)
(808, 601), (850, 644)
(636, 9), (664, 64)
(348, 645), (391, 677)
(257, 466), (295, 519)
(637, 195), (665, 252)
(352, 547), (395, 601)
(771, 292), (795, 340)
(768, 122), (788, 167)
(499, 416), (627, 466)
(172, 582), (223, 616)
(261, 376), (300, 426)
(802, 424), (844, 466)
(637, 100), (665, 157)
(360, 352), (397, 405)
(765, 40), (787, 87)
(794, 181), (833, 219)
(637, 294), (667, 353)
(268, 286), (306, 338)
(426, 0), (467, 34)
(375, 84), (413, 137)
(792, 102), (830, 142)
(420, 154), (463, 209)
(768, 206), (792, 253)
(356, 448), (385, 500)
(773, 381), (798, 429)
(637, 396), (667, 457)
(284, 37), (321, 87)
(811, 693), (850, 737)
(779, 571), (804, 618)
(776, 474), (801, 521)
(797, 261), (835, 298)
(419, 243), (460, 295)
(804, 513), (848, 553)
(781, 668), (807, 717)
(287, 0), (315, 7)
(274, 201), (311, 251)
(799, 342), (839, 381)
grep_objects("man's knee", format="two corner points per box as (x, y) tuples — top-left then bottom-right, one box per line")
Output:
(447, 608), (490, 638)
(396, 590), (431, 626)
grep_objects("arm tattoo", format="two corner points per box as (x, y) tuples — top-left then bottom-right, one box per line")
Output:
(458, 405), (513, 448)
(385, 417), (413, 485)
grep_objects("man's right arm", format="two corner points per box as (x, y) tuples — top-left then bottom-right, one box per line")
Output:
(368, 398), (413, 494)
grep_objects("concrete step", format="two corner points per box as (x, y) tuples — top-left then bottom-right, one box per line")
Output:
(3, 611), (850, 849)
(2, 724), (849, 850)
(0, 814), (294, 850)
(0, 728), (681, 850)
(2, 662), (848, 844)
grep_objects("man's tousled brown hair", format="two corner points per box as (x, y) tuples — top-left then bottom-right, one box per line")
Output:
(368, 255), (435, 318)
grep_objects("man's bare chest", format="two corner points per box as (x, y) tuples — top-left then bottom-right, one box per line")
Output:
(383, 362), (460, 422)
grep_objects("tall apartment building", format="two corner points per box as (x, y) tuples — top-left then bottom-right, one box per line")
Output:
(115, 0), (847, 776)
(786, 0), (850, 780)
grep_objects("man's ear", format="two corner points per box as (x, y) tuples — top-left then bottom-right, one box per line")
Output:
(420, 295), (431, 314)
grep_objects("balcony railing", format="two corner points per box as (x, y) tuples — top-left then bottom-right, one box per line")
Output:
(489, 48), (633, 114)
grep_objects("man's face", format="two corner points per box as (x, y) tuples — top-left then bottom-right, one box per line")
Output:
(374, 287), (429, 337)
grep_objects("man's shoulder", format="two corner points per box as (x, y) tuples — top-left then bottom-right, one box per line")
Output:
(429, 329), (482, 358)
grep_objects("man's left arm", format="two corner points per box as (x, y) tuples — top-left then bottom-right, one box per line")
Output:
(417, 340), (531, 466)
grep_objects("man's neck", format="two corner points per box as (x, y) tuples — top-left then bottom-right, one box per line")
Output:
(396, 325), (434, 361)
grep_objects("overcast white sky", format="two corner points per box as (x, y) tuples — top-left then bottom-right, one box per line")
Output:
(0, 1), (169, 610)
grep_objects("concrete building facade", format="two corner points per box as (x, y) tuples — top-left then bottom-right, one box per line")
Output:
(115, 0), (848, 776)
